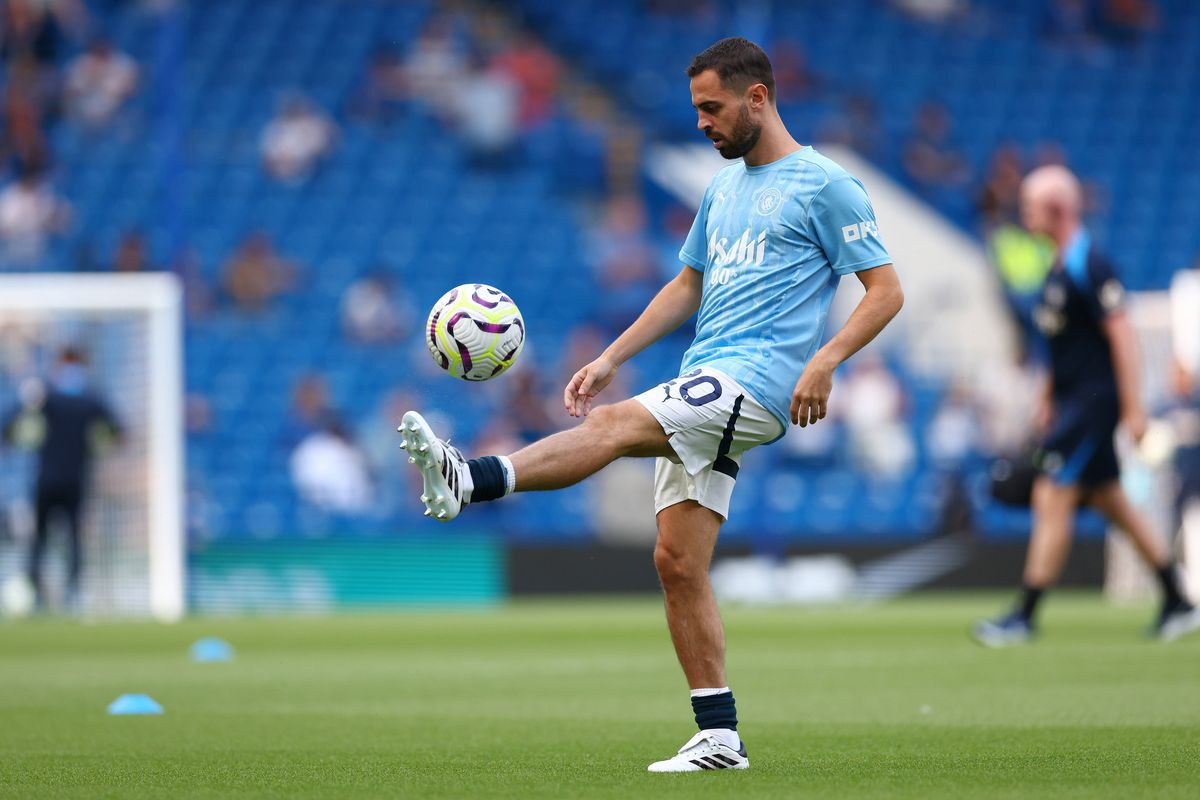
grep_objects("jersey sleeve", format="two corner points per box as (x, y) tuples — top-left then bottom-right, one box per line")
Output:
(1082, 252), (1126, 320)
(678, 186), (711, 272)
(809, 177), (892, 276)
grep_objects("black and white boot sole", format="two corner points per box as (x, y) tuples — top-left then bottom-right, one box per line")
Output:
(397, 410), (462, 522)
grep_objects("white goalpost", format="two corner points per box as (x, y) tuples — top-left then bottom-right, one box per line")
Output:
(0, 273), (184, 621)
(1106, 291), (1184, 603)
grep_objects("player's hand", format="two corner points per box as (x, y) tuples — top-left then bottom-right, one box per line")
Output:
(791, 357), (835, 427)
(1122, 409), (1149, 444)
(564, 356), (618, 418)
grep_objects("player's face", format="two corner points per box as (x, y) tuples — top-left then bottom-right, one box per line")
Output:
(690, 70), (762, 160)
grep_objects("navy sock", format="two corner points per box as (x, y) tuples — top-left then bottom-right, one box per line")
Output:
(1157, 564), (1185, 609)
(1017, 585), (1043, 622)
(467, 456), (507, 503)
(691, 691), (738, 731)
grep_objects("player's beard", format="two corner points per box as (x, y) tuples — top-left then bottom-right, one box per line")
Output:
(715, 104), (762, 160)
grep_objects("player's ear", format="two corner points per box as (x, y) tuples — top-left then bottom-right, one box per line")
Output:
(747, 82), (769, 110)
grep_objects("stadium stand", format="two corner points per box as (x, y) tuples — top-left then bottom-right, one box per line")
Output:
(7, 0), (1190, 545)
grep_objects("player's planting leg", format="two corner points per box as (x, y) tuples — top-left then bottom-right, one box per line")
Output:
(973, 477), (1081, 647)
(398, 400), (672, 521)
(1086, 482), (1200, 641)
(647, 499), (748, 773)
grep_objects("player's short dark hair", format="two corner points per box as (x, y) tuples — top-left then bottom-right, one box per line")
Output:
(687, 37), (775, 102)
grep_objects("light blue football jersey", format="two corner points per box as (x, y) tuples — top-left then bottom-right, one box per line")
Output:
(678, 146), (892, 432)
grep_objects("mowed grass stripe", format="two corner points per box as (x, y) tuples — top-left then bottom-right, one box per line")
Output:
(1, 593), (1197, 799)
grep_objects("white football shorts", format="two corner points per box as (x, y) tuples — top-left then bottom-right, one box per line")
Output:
(634, 366), (784, 520)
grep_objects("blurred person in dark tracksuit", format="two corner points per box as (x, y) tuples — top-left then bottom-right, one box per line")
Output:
(1, 347), (121, 610)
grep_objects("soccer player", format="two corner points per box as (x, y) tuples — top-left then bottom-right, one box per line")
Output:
(972, 166), (1200, 647)
(399, 37), (903, 771)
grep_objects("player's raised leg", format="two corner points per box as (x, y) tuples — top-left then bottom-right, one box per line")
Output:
(398, 399), (672, 521)
(509, 400), (671, 490)
(647, 498), (749, 772)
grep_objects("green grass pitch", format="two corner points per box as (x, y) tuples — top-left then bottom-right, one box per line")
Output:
(2, 593), (1198, 798)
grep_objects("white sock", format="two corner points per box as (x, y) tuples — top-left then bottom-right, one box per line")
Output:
(690, 687), (731, 698)
(701, 728), (741, 751)
(497, 455), (516, 496)
(459, 459), (474, 504)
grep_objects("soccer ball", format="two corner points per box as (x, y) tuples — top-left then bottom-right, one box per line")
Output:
(426, 284), (525, 381)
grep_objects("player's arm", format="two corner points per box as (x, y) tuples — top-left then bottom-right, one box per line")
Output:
(791, 263), (903, 426)
(1103, 310), (1147, 442)
(565, 266), (703, 417)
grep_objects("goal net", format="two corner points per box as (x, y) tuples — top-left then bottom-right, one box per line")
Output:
(0, 274), (183, 621)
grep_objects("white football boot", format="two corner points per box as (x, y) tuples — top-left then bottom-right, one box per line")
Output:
(397, 410), (468, 522)
(647, 731), (749, 773)
(1156, 603), (1200, 642)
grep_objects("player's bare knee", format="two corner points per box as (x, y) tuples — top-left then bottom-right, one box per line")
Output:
(653, 541), (705, 589)
(583, 402), (661, 456)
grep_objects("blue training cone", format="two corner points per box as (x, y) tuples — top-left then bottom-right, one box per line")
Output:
(108, 694), (164, 715)
(190, 637), (234, 663)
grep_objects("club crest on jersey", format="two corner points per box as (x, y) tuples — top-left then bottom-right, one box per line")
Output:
(709, 227), (768, 268)
(755, 187), (783, 216)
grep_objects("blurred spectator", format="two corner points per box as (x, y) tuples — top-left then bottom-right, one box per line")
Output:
(347, 46), (407, 125)
(452, 56), (519, 166)
(1098, 0), (1158, 43)
(65, 39), (138, 129)
(817, 94), (881, 160)
(260, 95), (336, 183)
(184, 392), (213, 436)
(891, 0), (968, 22)
(977, 146), (1024, 229)
(508, 369), (555, 443)
(490, 32), (560, 129)
(589, 195), (658, 333)
(656, 202), (697, 280)
(3, 81), (51, 176)
(0, 170), (70, 267)
(902, 102), (969, 195)
(404, 15), (469, 116)
(111, 230), (151, 272)
(974, 353), (1046, 456)
(281, 372), (332, 449)
(840, 355), (915, 477)
(221, 232), (294, 311)
(362, 389), (419, 515)
(290, 418), (374, 514)
(926, 382), (983, 469)
(979, 147), (1054, 356)
(1, 0), (86, 67)
(174, 247), (214, 320)
(340, 273), (410, 344)
(769, 41), (816, 103)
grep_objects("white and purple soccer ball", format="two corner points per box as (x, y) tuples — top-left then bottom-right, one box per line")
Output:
(426, 284), (525, 381)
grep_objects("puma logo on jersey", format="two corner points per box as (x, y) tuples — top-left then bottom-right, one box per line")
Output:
(709, 227), (767, 268)
(842, 220), (879, 243)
